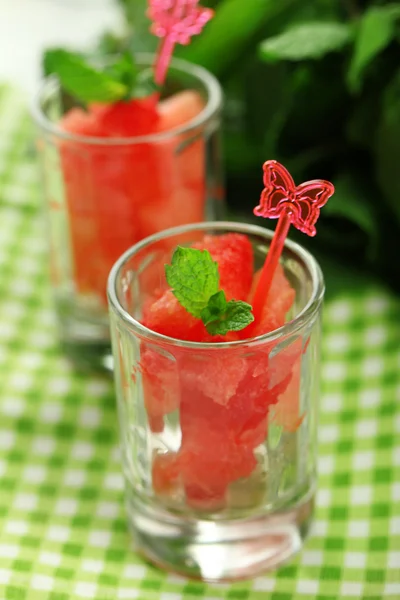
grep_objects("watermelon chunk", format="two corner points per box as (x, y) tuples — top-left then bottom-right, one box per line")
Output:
(141, 233), (253, 436)
(247, 264), (302, 434)
(244, 263), (296, 338)
(141, 233), (254, 342)
(59, 91), (206, 302)
(178, 389), (258, 509)
(90, 96), (159, 137)
(266, 331), (305, 433)
(157, 91), (204, 132)
(152, 452), (180, 496)
(193, 233), (254, 301)
(179, 353), (248, 406)
(140, 347), (180, 433)
(142, 290), (206, 342)
(144, 238), (300, 509)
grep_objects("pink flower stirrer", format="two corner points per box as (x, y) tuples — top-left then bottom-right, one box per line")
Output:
(252, 160), (335, 323)
(148, 0), (214, 86)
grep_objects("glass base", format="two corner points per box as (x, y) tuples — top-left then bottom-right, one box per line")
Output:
(56, 295), (113, 372)
(126, 485), (315, 582)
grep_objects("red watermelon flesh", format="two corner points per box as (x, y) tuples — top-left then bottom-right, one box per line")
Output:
(178, 388), (258, 509)
(59, 91), (205, 302)
(141, 233), (253, 437)
(152, 452), (180, 496)
(174, 347), (296, 508)
(248, 265), (302, 434)
(141, 233), (254, 342)
(193, 233), (254, 301)
(157, 91), (205, 193)
(269, 339), (303, 432)
(90, 95), (159, 136)
(136, 92), (206, 241)
(175, 348), (296, 509)
(178, 353), (248, 407)
(140, 347), (180, 433)
(142, 290), (206, 342)
(242, 264), (296, 338)
(144, 240), (299, 509)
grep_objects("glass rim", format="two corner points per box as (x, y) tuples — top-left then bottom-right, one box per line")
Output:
(107, 221), (325, 351)
(31, 53), (222, 147)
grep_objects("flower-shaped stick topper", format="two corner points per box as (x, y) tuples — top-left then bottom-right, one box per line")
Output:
(252, 160), (335, 323)
(148, 0), (214, 85)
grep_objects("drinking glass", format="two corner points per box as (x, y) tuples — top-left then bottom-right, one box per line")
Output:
(33, 54), (223, 370)
(107, 221), (324, 581)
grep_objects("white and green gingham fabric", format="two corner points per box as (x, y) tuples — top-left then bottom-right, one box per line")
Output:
(0, 85), (399, 600)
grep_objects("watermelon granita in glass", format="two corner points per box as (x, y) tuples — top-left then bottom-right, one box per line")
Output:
(33, 52), (222, 370)
(107, 221), (324, 581)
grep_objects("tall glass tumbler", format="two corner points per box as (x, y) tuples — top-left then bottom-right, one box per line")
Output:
(107, 222), (324, 582)
(33, 54), (223, 370)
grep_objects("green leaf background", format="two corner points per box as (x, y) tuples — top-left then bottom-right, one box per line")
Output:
(97, 0), (400, 292)
(259, 22), (352, 62)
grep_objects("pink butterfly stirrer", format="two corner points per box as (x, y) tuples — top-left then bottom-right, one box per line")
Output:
(252, 160), (335, 323)
(148, 0), (214, 86)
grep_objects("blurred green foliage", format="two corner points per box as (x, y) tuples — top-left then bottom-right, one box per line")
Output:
(109, 0), (400, 288)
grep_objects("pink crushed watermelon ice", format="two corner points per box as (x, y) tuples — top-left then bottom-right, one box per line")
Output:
(140, 347), (180, 434)
(59, 91), (206, 301)
(142, 290), (206, 342)
(269, 346), (303, 433)
(141, 232), (253, 434)
(152, 452), (180, 497)
(192, 233), (254, 301)
(142, 233), (254, 342)
(245, 264), (296, 337)
(246, 266), (302, 434)
(146, 234), (303, 509)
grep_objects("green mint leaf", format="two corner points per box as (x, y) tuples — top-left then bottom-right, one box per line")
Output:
(43, 49), (129, 103)
(347, 6), (400, 93)
(200, 290), (228, 326)
(165, 246), (254, 336)
(132, 69), (161, 98)
(203, 296), (254, 336)
(259, 22), (352, 63)
(104, 51), (138, 91)
(165, 247), (219, 318)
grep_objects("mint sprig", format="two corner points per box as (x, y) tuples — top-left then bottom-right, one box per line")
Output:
(165, 246), (254, 336)
(201, 291), (254, 336)
(43, 49), (159, 104)
(165, 247), (220, 319)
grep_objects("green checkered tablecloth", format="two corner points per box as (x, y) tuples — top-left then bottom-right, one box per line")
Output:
(0, 84), (399, 600)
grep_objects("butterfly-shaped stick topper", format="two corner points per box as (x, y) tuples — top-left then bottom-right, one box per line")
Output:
(251, 160), (335, 323)
(254, 160), (335, 237)
(148, 0), (214, 86)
